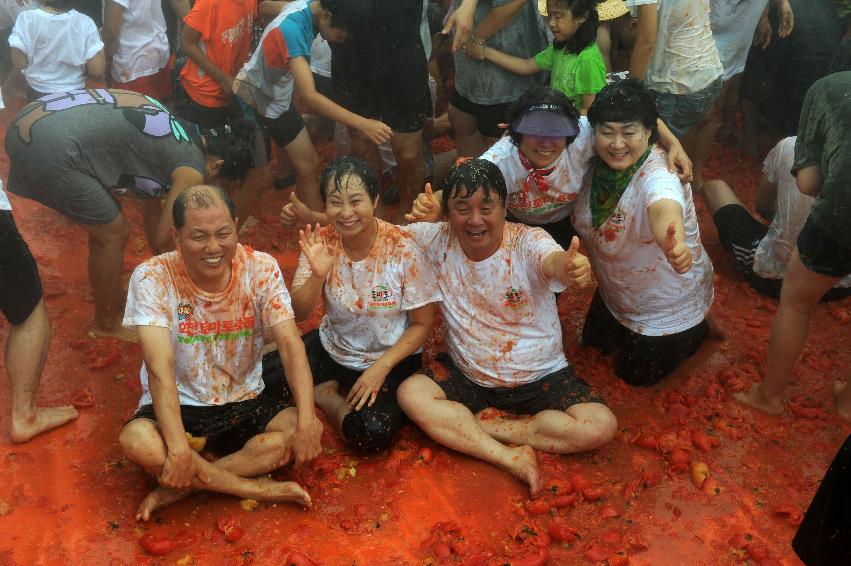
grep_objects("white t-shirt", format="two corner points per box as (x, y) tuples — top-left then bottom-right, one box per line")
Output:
(626, 0), (723, 94)
(108, 0), (170, 83)
(406, 222), (568, 387)
(0, 181), (11, 211)
(292, 220), (442, 370)
(124, 245), (295, 407)
(572, 147), (714, 336)
(0, 0), (40, 30)
(8, 9), (103, 93)
(753, 137), (851, 287)
(709, 0), (768, 81)
(481, 116), (595, 225)
(309, 35), (331, 78)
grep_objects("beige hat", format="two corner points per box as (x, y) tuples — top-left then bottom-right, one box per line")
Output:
(538, 0), (629, 21)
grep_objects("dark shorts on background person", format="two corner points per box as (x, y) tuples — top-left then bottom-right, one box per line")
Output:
(131, 388), (289, 456)
(0, 210), (43, 325)
(797, 217), (851, 279)
(507, 212), (577, 251)
(312, 73), (333, 99)
(333, 68), (430, 134)
(423, 352), (605, 415)
(654, 77), (722, 139)
(256, 103), (305, 149)
(261, 329), (419, 453)
(449, 90), (513, 139)
(581, 291), (708, 386)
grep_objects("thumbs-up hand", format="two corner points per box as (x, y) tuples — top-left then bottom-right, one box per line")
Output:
(281, 191), (314, 228)
(558, 236), (592, 288)
(404, 182), (441, 223)
(663, 221), (692, 274)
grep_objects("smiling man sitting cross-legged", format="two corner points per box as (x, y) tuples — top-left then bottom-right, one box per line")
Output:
(118, 185), (322, 521)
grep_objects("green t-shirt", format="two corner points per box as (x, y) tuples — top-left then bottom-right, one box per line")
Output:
(534, 43), (606, 110)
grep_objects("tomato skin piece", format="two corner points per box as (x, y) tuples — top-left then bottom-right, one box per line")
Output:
(569, 473), (592, 492)
(433, 542), (452, 559)
(552, 493), (579, 508)
(216, 515), (245, 542)
(283, 551), (318, 566)
(139, 533), (176, 556)
(526, 498), (551, 516)
(692, 431), (715, 452)
(772, 505), (804, 526)
(548, 519), (579, 543)
(669, 448), (691, 466)
(418, 447), (434, 463)
(584, 544), (609, 563)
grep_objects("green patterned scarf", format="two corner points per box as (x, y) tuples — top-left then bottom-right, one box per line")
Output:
(590, 147), (652, 229)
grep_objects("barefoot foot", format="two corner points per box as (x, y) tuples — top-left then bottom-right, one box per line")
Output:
(834, 380), (851, 422)
(500, 445), (541, 496)
(257, 478), (312, 508)
(89, 324), (138, 343)
(136, 486), (190, 521)
(733, 382), (784, 415)
(10, 405), (79, 443)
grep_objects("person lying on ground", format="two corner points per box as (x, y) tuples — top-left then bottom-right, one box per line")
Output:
(735, 71), (851, 421)
(0, 180), (78, 443)
(703, 136), (851, 301)
(404, 86), (691, 250)
(3, 89), (255, 341)
(572, 79), (716, 386)
(287, 156), (441, 453)
(119, 185), (322, 521)
(396, 158), (618, 495)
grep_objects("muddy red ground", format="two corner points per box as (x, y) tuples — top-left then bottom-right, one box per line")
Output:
(0, 110), (849, 565)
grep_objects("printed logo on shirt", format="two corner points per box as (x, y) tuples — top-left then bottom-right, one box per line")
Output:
(601, 208), (627, 242)
(221, 14), (253, 45)
(177, 303), (194, 320)
(503, 287), (529, 309)
(177, 316), (254, 344)
(508, 190), (575, 214)
(368, 285), (397, 310)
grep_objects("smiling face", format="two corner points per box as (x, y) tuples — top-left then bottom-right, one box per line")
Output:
(519, 133), (568, 169)
(546, 1), (587, 44)
(324, 174), (378, 240)
(593, 121), (652, 170)
(174, 200), (238, 292)
(446, 186), (507, 262)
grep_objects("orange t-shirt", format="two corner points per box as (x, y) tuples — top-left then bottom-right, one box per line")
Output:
(180, 0), (257, 108)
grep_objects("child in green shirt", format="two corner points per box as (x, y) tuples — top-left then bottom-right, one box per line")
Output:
(468, 0), (605, 114)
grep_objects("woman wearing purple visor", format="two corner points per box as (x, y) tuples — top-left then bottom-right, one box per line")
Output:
(406, 86), (690, 249)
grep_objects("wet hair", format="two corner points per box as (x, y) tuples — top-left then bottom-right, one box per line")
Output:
(172, 185), (236, 231)
(319, 155), (380, 203)
(199, 118), (255, 181)
(442, 158), (508, 209)
(42, 0), (74, 10)
(319, 0), (370, 35)
(588, 79), (659, 142)
(550, 0), (601, 54)
(506, 86), (580, 146)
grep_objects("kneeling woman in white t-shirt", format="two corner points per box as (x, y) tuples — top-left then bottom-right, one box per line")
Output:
(290, 157), (442, 452)
(573, 79), (714, 386)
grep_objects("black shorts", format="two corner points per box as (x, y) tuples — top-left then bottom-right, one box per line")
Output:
(507, 212), (577, 251)
(712, 203), (781, 297)
(333, 66), (430, 134)
(131, 387), (288, 457)
(423, 352), (605, 415)
(312, 72), (333, 99)
(257, 103), (306, 150)
(797, 217), (851, 279)
(449, 90), (514, 139)
(581, 290), (708, 386)
(0, 210), (43, 325)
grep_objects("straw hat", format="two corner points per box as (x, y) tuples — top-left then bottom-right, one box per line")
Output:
(538, 0), (630, 21)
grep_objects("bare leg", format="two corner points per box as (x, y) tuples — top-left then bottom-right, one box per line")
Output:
(475, 403), (617, 454)
(718, 75), (742, 140)
(448, 104), (486, 158)
(682, 81), (727, 193)
(313, 380), (349, 431)
(389, 130), (426, 223)
(283, 128), (322, 214)
(81, 216), (136, 341)
(231, 165), (272, 230)
(734, 250), (840, 414)
(397, 374), (541, 494)
(7, 299), (78, 442)
(121, 410), (309, 521)
(702, 179), (744, 215)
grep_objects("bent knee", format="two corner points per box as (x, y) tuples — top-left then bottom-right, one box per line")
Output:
(574, 404), (618, 449)
(396, 374), (434, 411)
(119, 419), (165, 469)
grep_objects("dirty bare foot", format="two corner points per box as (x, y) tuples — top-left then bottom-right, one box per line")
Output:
(258, 478), (312, 508)
(10, 405), (79, 443)
(136, 486), (189, 521)
(834, 380), (851, 422)
(733, 382), (784, 415)
(500, 445), (541, 496)
(89, 324), (138, 343)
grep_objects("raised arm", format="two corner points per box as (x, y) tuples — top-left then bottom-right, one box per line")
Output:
(404, 183), (445, 223)
(289, 224), (337, 321)
(479, 45), (541, 75)
(138, 325), (209, 489)
(270, 318), (323, 465)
